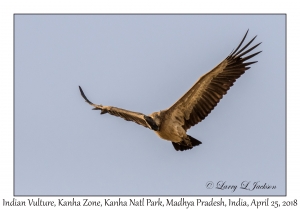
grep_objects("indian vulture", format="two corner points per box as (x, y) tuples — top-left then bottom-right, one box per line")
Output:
(79, 30), (261, 151)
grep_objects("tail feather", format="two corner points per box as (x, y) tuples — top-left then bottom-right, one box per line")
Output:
(188, 135), (202, 147)
(172, 135), (202, 151)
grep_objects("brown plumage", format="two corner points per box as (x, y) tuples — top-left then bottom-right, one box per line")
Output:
(79, 30), (261, 151)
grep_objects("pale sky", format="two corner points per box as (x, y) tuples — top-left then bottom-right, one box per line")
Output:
(14, 14), (285, 195)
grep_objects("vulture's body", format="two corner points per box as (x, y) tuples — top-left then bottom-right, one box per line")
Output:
(79, 30), (261, 151)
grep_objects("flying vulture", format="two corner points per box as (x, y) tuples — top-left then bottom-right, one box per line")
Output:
(79, 30), (261, 151)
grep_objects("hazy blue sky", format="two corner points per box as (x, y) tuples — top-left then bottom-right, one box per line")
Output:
(14, 15), (285, 196)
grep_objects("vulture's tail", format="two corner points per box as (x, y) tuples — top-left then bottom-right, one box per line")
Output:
(172, 135), (202, 151)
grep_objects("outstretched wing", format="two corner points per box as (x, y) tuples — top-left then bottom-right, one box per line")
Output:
(166, 30), (262, 131)
(79, 86), (156, 130)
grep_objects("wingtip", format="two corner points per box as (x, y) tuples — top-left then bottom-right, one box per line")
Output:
(79, 85), (83, 93)
(78, 85), (93, 104)
(244, 29), (249, 39)
(229, 30), (251, 57)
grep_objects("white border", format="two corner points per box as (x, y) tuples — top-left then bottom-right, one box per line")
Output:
(1, 0), (297, 209)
